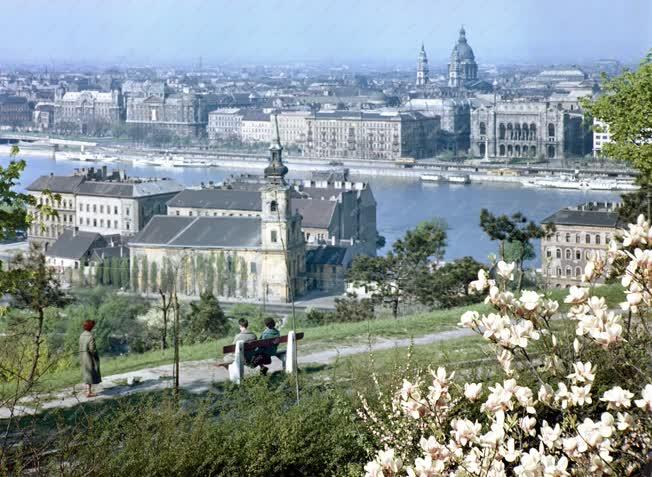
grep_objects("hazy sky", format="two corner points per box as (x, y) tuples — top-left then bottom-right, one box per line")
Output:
(3, 0), (650, 66)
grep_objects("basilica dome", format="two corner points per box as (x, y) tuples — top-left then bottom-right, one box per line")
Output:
(451, 27), (475, 61)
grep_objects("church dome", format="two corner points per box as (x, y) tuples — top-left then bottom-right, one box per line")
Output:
(451, 27), (475, 61)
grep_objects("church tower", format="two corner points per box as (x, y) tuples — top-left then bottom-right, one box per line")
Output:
(416, 43), (429, 87)
(260, 113), (305, 301)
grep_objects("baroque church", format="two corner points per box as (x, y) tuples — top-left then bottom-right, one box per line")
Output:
(128, 115), (306, 302)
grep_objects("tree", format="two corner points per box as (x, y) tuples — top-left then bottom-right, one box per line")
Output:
(141, 256), (148, 293)
(102, 257), (112, 286)
(149, 261), (158, 293)
(120, 257), (129, 289)
(4, 243), (70, 386)
(131, 257), (139, 291)
(479, 209), (554, 290)
(581, 53), (652, 221)
(111, 256), (122, 288)
(184, 292), (229, 343)
(414, 257), (484, 308)
(349, 219), (448, 318)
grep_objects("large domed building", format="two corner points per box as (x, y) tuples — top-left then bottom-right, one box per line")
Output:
(448, 26), (478, 88)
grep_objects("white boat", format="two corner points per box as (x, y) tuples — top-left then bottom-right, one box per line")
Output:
(150, 155), (185, 168)
(132, 157), (159, 167)
(448, 174), (471, 185)
(175, 158), (212, 168)
(420, 174), (443, 182)
(528, 176), (639, 191)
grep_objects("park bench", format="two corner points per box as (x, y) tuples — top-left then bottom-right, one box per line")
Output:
(220, 331), (304, 384)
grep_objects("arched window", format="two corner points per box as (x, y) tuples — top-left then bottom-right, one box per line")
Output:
(530, 123), (537, 139)
(507, 145), (513, 156)
(507, 123), (513, 139)
(555, 233), (560, 242)
(499, 123), (505, 140)
(479, 143), (486, 156)
(575, 267), (581, 277)
(575, 234), (580, 243)
(530, 146), (536, 157)
(479, 122), (486, 135)
(546, 249), (552, 258)
(585, 234), (591, 244)
(565, 249), (571, 259)
(556, 249), (561, 258)
(595, 234), (601, 245)
(557, 267), (562, 276)
(499, 144), (505, 156)
(514, 124), (521, 140)
(575, 250), (581, 260)
(515, 145), (521, 156)
(523, 145), (528, 156)
(566, 267), (571, 277)
(548, 123), (555, 137)
(270, 200), (278, 212)
(565, 233), (571, 242)
(547, 145), (555, 158)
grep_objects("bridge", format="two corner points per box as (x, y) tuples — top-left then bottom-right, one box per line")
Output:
(0, 133), (96, 148)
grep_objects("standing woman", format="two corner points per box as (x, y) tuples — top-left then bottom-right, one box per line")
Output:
(80, 320), (101, 397)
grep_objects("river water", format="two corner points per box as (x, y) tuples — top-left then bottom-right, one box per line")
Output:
(4, 154), (620, 265)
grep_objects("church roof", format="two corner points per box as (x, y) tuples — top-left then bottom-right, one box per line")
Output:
(541, 207), (620, 228)
(76, 179), (183, 198)
(129, 215), (262, 249)
(306, 245), (349, 266)
(167, 189), (261, 210)
(46, 229), (105, 260)
(27, 175), (85, 193)
(293, 199), (338, 229)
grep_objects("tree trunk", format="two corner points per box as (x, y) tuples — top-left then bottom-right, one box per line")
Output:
(392, 297), (399, 319)
(159, 289), (168, 350)
(172, 292), (180, 401)
(27, 309), (44, 386)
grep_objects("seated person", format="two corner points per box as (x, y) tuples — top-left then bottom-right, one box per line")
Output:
(251, 317), (280, 375)
(233, 318), (257, 365)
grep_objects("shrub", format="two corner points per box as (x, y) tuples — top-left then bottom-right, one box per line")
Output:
(182, 292), (229, 343)
(334, 293), (375, 322)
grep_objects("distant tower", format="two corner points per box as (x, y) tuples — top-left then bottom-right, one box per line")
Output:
(416, 43), (429, 87)
(448, 26), (478, 88)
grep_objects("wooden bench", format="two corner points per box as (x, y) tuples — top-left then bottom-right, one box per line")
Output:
(220, 331), (304, 383)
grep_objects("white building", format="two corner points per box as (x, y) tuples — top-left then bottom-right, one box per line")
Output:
(207, 108), (242, 142)
(593, 118), (612, 158)
(241, 110), (271, 143)
(277, 111), (310, 148)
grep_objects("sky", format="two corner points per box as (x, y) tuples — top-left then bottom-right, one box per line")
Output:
(2, 0), (651, 66)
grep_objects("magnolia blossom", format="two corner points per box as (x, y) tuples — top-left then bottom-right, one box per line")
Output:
(581, 260), (596, 282)
(469, 269), (493, 293)
(513, 448), (543, 476)
(567, 361), (596, 384)
(564, 286), (590, 305)
(519, 416), (536, 437)
(419, 436), (450, 462)
(635, 384), (652, 411)
(497, 261), (515, 281)
(464, 382), (483, 401)
(600, 386), (634, 409)
(450, 418), (482, 446)
(617, 412), (634, 431)
(519, 290), (541, 312)
(541, 455), (569, 477)
(539, 421), (561, 449)
(365, 448), (403, 477)
(459, 310), (480, 328)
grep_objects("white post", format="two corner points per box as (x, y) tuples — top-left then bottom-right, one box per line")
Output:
(228, 340), (245, 384)
(285, 331), (297, 374)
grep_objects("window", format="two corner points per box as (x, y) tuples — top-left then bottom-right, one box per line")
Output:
(548, 123), (555, 137)
(565, 249), (571, 259)
(576, 234), (580, 243)
(100, 205), (104, 213)
(189, 211), (193, 216)
(93, 219), (97, 226)
(270, 200), (278, 212)
(176, 210), (180, 216)
(126, 207), (130, 216)
(271, 230), (278, 243)
(479, 122), (486, 135)
(546, 249), (552, 258)
(114, 220), (118, 228)
(126, 223), (130, 230)
(575, 267), (581, 277)
(575, 250), (581, 260)
(79, 203), (83, 211)
(100, 219), (104, 227)
(585, 234), (591, 244)
(114, 206), (118, 214)
(566, 267), (571, 277)
(595, 235), (601, 245)
(565, 233), (571, 242)
(555, 233), (560, 242)
(585, 250), (592, 260)
(86, 204), (90, 212)
(556, 249), (561, 259)
(93, 204), (97, 213)
(250, 262), (257, 273)
(557, 267), (562, 276)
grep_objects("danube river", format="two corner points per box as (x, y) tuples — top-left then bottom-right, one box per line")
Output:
(4, 155), (620, 265)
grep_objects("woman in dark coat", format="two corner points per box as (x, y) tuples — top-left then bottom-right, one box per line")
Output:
(79, 320), (101, 397)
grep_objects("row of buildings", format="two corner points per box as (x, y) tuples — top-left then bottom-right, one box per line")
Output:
(28, 124), (379, 300)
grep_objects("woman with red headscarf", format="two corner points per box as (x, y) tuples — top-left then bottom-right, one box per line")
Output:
(79, 320), (101, 397)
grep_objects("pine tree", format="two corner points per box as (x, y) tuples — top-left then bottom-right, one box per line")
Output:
(103, 257), (112, 286)
(239, 257), (248, 297)
(121, 257), (129, 289)
(111, 256), (121, 287)
(141, 256), (148, 293)
(77, 263), (85, 287)
(205, 255), (215, 295)
(95, 262), (103, 286)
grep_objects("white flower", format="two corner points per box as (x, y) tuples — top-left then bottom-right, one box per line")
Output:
(617, 412), (634, 431)
(600, 386), (634, 409)
(419, 436), (450, 461)
(519, 416), (537, 436)
(497, 260), (515, 281)
(450, 418), (482, 446)
(514, 448), (542, 476)
(519, 290), (541, 311)
(469, 269), (492, 293)
(501, 438), (521, 463)
(538, 384), (553, 404)
(464, 382), (483, 401)
(564, 286), (590, 304)
(407, 455), (446, 477)
(364, 460), (384, 477)
(541, 455), (569, 477)
(581, 260), (596, 282)
(570, 384), (592, 407)
(459, 310), (479, 328)
(567, 361), (595, 384)
(635, 384), (652, 411)
(539, 421), (561, 449)
(377, 448), (403, 473)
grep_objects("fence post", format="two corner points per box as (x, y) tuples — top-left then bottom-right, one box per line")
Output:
(228, 340), (245, 384)
(285, 331), (297, 374)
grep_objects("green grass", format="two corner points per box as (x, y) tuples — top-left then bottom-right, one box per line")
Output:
(545, 283), (625, 312)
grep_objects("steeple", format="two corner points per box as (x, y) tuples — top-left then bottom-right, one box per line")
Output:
(416, 43), (429, 87)
(264, 112), (288, 185)
(459, 25), (466, 40)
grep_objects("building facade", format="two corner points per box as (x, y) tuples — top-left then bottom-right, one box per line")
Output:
(126, 90), (206, 137)
(304, 110), (440, 160)
(470, 100), (566, 160)
(241, 110), (271, 143)
(448, 27), (478, 88)
(540, 202), (620, 288)
(207, 108), (243, 142)
(277, 111), (310, 148)
(54, 90), (122, 133)
(593, 118), (612, 158)
(0, 95), (32, 127)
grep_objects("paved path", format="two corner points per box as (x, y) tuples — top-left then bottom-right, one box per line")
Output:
(0, 328), (472, 418)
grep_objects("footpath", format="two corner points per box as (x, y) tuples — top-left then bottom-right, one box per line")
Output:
(0, 328), (472, 418)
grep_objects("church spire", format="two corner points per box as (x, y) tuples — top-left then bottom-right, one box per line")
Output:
(264, 112), (288, 185)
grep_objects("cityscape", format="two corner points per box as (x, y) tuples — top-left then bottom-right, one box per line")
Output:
(0, 1), (651, 475)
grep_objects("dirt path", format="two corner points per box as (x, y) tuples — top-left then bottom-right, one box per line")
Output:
(0, 328), (473, 418)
